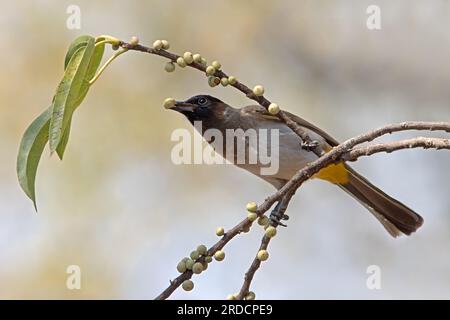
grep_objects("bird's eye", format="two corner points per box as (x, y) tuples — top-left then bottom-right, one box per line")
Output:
(198, 97), (207, 105)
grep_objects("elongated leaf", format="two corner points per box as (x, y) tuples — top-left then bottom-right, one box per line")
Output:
(56, 37), (105, 159)
(18, 35), (107, 207)
(64, 35), (93, 70)
(56, 119), (72, 159)
(73, 36), (105, 109)
(17, 107), (52, 209)
(49, 37), (95, 152)
(86, 37), (105, 80)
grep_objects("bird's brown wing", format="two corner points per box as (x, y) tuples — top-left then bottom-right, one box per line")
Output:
(240, 105), (423, 237)
(241, 105), (340, 146)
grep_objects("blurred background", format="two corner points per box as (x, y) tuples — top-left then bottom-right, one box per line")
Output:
(1, 0), (450, 299)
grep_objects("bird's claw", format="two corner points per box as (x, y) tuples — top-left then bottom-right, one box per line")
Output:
(301, 139), (319, 151)
(269, 215), (288, 227)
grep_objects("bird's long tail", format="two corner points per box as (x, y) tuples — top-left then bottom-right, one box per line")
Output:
(338, 165), (424, 237)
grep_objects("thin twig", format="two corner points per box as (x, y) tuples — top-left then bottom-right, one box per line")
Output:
(256, 122), (450, 215)
(120, 41), (317, 148)
(90, 48), (128, 85)
(235, 135), (450, 298)
(236, 190), (296, 300)
(154, 217), (253, 300)
(236, 235), (271, 300)
(343, 137), (450, 160)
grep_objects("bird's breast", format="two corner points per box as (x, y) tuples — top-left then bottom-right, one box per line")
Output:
(204, 121), (326, 182)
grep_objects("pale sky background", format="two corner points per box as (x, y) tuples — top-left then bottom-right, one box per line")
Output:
(1, 0), (450, 299)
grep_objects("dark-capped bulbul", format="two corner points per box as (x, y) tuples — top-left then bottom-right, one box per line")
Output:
(166, 94), (424, 237)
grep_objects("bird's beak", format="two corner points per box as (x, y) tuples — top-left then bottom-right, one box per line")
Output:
(166, 101), (196, 112)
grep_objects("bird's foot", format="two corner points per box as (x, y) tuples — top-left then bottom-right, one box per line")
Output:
(269, 213), (289, 227)
(300, 139), (319, 151)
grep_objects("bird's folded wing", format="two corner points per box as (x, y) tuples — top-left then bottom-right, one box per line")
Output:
(241, 105), (340, 147)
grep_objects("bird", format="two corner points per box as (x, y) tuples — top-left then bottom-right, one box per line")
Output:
(166, 94), (424, 237)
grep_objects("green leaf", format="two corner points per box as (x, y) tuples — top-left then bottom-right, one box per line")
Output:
(55, 37), (105, 159)
(18, 35), (108, 207)
(49, 37), (95, 153)
(55, 119), (72, 159)
(86, 37), (106, 80)
(73, 36), (105, 110)
(64, 35), (93, 70)
(17, 107), (52, 210)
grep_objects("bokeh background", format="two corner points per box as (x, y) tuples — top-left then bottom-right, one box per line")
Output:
(1, 0), (450, 299)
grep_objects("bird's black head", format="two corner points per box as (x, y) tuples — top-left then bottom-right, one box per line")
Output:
(165, 94), (226, 123)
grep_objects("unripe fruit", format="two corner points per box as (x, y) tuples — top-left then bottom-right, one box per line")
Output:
(177, 261), (187, 273)
(265, 226), (277, 238)
(181, 257), (190, 263)
(112, 44), (120, 51)
(193, 53), (202, 63)
(202, 262), (208, 271)
(163, 98), (175, 109)
(192, 262), (204, 274)
(182, 280), (194, 291)
(246, 201), (258, 213)
(257, 249), (269, 261)
(216, 227), (225, 236)
(183, 51), (194, 64)
(227, 294), (237, 300)
(208, 76), (220, 87)
(130, 36), (139, 45)
(205, 256), (213, 263)
(161, 40), (170, 50)
(245, 291), (256, 300)
(257, 215), (269, 226)
(200, 57), (207, 65)
(211, 60), (221, 70)
(242, 225), (251, 233)
(185, 259), (194, 270)
(190, 250), (200, 260)
(228, 76), (237, 85)
(164, 62), (175, 72)
(176, 57), (187, 67)
(206, 66), (215, 76)
(152, 39), (163, 50)
(247, 212), (258, 222)
(253, 85), (264, 96)
(221, 78), (229, 86)
(197, 244), (208, 256)
(214, 250), (225, 261)
(268, 103), (280, 115)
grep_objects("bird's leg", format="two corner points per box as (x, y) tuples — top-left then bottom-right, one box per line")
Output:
(269, 201), (283, 226)
(269, 196), (291, 227)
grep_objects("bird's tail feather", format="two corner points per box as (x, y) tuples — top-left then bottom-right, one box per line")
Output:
(339, 165), (424, 237)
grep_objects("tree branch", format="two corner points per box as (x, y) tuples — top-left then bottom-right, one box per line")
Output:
(343, 137), (450, 160)
(119, 40), (450, 299)
(154, 217), (253, 300)
(236, 235), (271, 300)
(235, 135), (450, 298)
(236, 190), (296, 300)
(120, 41), (319, 149)
(256, 122), (450, 215)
